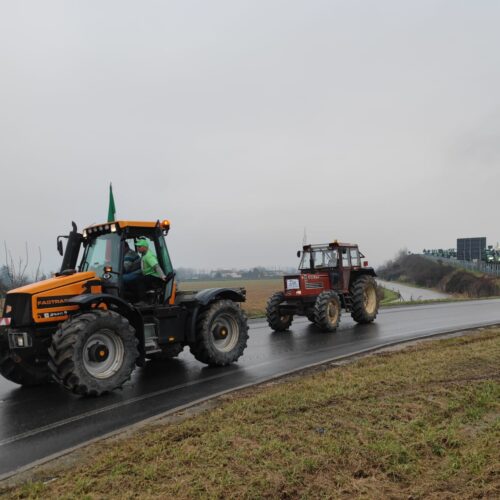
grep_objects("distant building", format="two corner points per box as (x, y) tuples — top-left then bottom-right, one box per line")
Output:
(457, 237), (486, 261)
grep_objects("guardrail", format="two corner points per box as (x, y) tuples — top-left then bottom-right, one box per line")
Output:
(421, 255), (500, 277)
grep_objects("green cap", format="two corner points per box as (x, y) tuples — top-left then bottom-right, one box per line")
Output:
(135, 238), (149, 248)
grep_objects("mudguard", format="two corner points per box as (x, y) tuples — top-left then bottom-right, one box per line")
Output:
(352, 268), (377, 278)
(193, 287), (246, 306)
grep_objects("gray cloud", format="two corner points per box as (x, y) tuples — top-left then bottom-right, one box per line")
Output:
(1, 0), (499, 274)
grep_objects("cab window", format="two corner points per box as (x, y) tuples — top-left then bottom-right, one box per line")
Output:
(81, 233), (121, 284)
(341, 248), (350, 267)
(156, 236), (173, 274)
(350, 248), (360, 267)
(123, 239), (141, 273)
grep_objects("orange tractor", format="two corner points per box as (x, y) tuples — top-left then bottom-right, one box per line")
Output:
(266, 241), (379, 332)
(0, 220), (249, 396)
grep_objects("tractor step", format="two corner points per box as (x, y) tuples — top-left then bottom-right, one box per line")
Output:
(144, 337), (161, 354)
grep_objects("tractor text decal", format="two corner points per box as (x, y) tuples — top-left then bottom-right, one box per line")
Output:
(36, 296), (73, 309)
(38, 311), (68, 319)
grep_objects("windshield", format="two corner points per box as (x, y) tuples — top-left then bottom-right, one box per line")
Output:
(81, 233), (121, 283)
(299, 248), (338, 270)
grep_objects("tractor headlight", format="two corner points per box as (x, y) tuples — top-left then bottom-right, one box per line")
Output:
(8, 332), (32, 349)
(286, 279), (300, 290)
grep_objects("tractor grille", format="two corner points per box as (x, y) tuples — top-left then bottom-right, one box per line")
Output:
(305, 281), (324, 290)
(3, 293), (32, 327)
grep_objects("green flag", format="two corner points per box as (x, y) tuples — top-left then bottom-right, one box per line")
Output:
(107, 183), (116, 222)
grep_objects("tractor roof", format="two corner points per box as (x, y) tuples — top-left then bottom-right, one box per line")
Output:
(83, 220), (170, 236)
(302, 241), (358, 251)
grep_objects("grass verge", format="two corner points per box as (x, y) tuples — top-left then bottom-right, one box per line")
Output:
(4, 328), (499, 499)
(379, 285), (400, 305)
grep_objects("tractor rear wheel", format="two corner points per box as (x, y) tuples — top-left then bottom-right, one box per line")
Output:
(147, 344), (184, 361)
(48, 310), (138, 396)
(0, 339), (51, 386)
(350, 275), (379, 324)
(190, 300), (248, 366)
(306, 311), (316, 324)
(266, 292), (293, 331)
(313, 291), (341, 332)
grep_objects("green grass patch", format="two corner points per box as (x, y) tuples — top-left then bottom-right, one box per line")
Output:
(379, 285), (401, 305)
(4, 329), (500, 499)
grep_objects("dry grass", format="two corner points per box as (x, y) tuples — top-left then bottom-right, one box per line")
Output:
(4, 328), (499, 499)
(178, 279), (282, 317)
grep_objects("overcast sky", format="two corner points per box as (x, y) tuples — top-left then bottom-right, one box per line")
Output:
(1, 0), (499, 274)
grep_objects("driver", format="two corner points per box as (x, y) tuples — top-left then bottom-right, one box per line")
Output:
(136, 238), (166, 280)
(133, 237), (167, 303)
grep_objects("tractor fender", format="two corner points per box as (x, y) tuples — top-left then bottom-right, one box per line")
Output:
(193, 287), (246, 306)
(184, 288), (246, 343)
(65, 294), (146, 364)
(351, 268), (377, 280)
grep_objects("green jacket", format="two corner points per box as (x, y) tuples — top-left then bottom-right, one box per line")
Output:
(141, 250), (165, 279)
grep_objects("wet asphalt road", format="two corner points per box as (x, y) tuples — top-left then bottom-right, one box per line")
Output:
(1, 299), (500, 478)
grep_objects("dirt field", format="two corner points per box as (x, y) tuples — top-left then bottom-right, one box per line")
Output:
(178, 279), (282, 317)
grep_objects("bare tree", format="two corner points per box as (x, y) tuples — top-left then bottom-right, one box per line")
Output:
(3, 241), (43, 290)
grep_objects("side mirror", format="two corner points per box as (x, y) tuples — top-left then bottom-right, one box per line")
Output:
(57, 238), (63, 256)
(297, 251), (301, 258)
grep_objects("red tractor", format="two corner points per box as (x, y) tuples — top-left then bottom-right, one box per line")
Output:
(266, 241), (379, 332)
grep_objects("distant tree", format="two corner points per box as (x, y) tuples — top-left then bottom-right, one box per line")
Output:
(2, 241), (43, 292)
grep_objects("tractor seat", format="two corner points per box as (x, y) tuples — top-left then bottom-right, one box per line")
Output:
(143, 272), (176, 305)
(144, 282), (165, 305)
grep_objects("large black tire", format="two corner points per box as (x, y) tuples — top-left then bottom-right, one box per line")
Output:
(190, 300), (248, 366)
(147, 343), (184, 361)
(48, 310), (138, 397)
(0, 339), (51, 387)
(313, 291), (341, 332)
(266, 292), (293, 331)
(306, 310), (316, 324)
(350, 275), (379, 324)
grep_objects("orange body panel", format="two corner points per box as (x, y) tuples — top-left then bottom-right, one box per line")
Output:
(9, 272), (102, 325)
(169, 283), (177, 305)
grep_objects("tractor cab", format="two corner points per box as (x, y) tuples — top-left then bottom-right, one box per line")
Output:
(298, 245), (339, 272)
(294, 242), (367, 294)
(59, 219), (175, 305)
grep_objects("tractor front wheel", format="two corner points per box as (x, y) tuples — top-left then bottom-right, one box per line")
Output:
(190, 300), (249, 366)
(0, 339), (51, 387)
(266, 292), (293, 331)
(48, 310), (138, 396)
(313, 291), (341, 332)
(350, 276), (379, 324)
